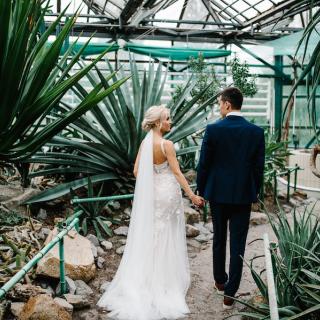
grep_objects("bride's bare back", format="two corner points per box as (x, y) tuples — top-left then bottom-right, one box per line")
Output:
(153, 136), (167, 165)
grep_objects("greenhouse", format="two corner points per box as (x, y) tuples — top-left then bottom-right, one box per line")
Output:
(0, 0), (320, 319)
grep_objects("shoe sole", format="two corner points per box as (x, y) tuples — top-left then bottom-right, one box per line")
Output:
(214, 284), (224, 294)
(222, 303), (234, 310)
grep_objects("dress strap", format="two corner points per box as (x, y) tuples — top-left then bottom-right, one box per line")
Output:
(160, 139), (166, 157)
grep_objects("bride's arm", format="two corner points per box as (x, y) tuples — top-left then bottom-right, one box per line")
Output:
(165, 141), (203, 206)
(133, 145), (142, 178)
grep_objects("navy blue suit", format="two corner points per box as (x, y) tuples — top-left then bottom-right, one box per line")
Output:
(197, 115), (265, 297)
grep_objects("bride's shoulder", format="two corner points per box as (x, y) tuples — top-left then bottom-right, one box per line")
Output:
(163, 139), (173, 147)
(163, 139), (175, 154)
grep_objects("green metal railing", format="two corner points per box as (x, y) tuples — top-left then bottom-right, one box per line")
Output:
(261, 164), (301, 204)
(0, 215), (81, 300)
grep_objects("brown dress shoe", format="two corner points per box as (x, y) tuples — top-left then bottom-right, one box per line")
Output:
(223, 297), (235, 310)
(214, 282), (224, 294)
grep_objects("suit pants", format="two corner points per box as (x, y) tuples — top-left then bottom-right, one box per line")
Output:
(209, 202), (251, 297)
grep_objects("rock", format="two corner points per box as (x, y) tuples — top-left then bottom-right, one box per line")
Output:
(96, 256), (105, 269)
(36, 228), (96, 282)
(184, 205), (200, 224)
(99, 281), (111, 293)
(114, 226), (129, 236)
(91, 243), (98, 258)
(37, 208), (47, 220)
(78, 309), (99, 320)
(282, 204), (292, 213)
(292, 190), (308, 199)
(63, 294), (91, 310)
(124, 207), (131, 217)
(118, 239), (127, 245)
(187, 238), (202, 250)
(54, 217), (64, 225)
(8, 284), (50, 302)
(194, 222), (211, 235)
(289, 198), (299, 207)
(10, 302), (25, 318)
(186, 224), (200, 237)
(56, 276), (77, 295)
(204, 222), (213, 233)
(195, 234), (209, 243)
(116, 245), (125, 255)
(100, 240), (113, 250)
(2, 187), (40, 208)
(105, 220), (112, 227)
(250, 212), (268, 225)
(97, 246), (105, 256)
(0, 300), (9, 320)
(183, 198), (191, 206)
(86, 234), (99, 247)
(38, 227), (51, 240)
(277, 191), (287, 200)
(74, 280), (93, 297)
(53, 297), (73, 314)
(111, 201), (121, 210)
(19, 294), (72, 320)
(184, 169), (196, 183)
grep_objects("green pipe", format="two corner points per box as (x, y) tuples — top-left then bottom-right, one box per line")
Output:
(287, 170), (291, 203)
(273, 170), (277, 204)
(71, 184), (200, 205)
(64, 209), (83, 226)
(58, 222), (66, 295)
(203, 203), (208, 223)
(0, 218), (79, 300)
(71, 194), (134, 204)
(294, 164), (299, 191)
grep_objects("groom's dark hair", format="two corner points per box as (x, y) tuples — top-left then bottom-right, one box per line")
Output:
(219, 87), (243, 110)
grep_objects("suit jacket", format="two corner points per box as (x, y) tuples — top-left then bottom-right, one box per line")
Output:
(196, 115), (265, 204)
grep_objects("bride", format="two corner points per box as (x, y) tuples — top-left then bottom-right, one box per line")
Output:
(97, 105), (204, 319)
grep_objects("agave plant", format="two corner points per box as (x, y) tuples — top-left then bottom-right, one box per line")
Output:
(263, 130), (291, 193)
(71, 177), (121, 240)
(26, 57), (218, 203)
(231, 205), (320, 320)
(0, 0), (128, 186)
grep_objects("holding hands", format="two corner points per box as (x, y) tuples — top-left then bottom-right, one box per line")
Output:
(190, 193), (205, 207)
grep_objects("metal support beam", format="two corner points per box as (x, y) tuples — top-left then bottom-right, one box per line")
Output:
(201, 0), (221, 23)
(234, 41), (289, 80)
(120, 0), (144, 24)
(241, 0), (318, 28)
(274, 55), (283, 141)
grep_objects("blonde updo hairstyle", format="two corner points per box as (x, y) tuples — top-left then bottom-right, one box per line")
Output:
(142, 105), (170, 132)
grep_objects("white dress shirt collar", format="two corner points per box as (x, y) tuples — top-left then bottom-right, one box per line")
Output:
(226, 111), (243, 117)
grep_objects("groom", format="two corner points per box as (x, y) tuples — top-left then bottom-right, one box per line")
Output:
(197, 87), (265, 309)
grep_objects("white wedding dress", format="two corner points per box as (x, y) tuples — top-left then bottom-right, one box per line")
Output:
(97, 130), (190, 320)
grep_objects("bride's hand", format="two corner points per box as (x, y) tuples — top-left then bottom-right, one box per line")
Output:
(190, 194), (205, 207)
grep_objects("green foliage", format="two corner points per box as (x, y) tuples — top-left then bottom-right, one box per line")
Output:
(26, 57), (217, 203)
(234, 205), (320, 319)
(172, 54), (220, 105)
(0, 0), (127, 166)
(264, 130), (291, 192)
(0, 234), (32, 282)
(73, 177), (120, 241)
(0, 210), (26, 226)
(229, 56), (257, 97)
